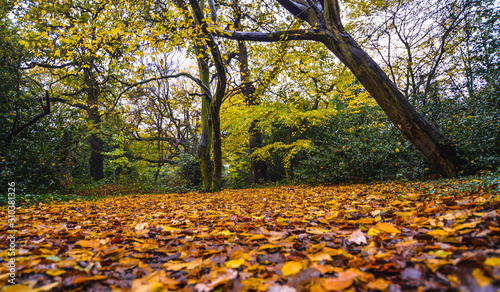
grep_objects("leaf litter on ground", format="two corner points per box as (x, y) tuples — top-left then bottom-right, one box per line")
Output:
(1, 178), (500, 291)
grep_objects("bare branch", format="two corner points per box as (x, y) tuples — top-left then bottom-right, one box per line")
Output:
(131, 135), (185, 147)
(135, 157), (178, 165)
(49, 97), (88, 110)
(21, 62), (74, 70)
(9, 91), (51, 138)
(109, 72), (211, 113)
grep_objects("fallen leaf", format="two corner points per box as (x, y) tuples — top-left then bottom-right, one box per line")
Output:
(74, 240), (100, 249)
(282, 261), (303, 276)
(308, 253), (333, 262)
(374, 222), (400, 236)
(472, 268), (491, 287)
(348, 229), (367, 245)
(225, 257), (245, 269)
(248, 234), (267, 241)
(484, 257), (500, 267)
(366, 278), (390, 290)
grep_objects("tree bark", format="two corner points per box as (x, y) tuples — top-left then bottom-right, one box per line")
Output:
(84, 68), (104, 181)
(189, 0), (227, 192)
(195, 47), (213, 192)
(237, 41), (267, 184)
(321, 36), (463, 177)
(316, 0), (464, 177)
(232, 1), (267, 184)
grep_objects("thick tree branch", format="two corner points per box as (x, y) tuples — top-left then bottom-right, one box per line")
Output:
(219, 29), (324, 42)
(135, 157), (178, 165)
(208, 0), (217, 22)
(131, 134), (186, 148)
(21, 62), (74, 70)
(61, 88), (87, 97)
(276, 0), (310, 22)
(49, 97), (88, 110)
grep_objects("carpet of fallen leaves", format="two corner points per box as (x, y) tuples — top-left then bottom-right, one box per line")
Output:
(1, 179), (500, 292)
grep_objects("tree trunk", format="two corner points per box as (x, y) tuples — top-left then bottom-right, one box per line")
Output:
(84, 68), (104, 181)
(189, 0), (227, 192)
(208, 42), (227, 192)
(274, 0), (464, 177)
(173, 0), (213, 191)
(237, 40), (267, 184)
(321, 32), (462, 177)
(210, 103), (222, 191)
(193, 4), (213, 192)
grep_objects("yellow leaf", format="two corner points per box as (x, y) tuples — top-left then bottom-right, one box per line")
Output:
(210, 229), (233, 238)
(247, 234), (267, 241)
(35, 282), (60, 292)
(374, 222), (400, 235)
(424, 258), (452, 272)
(484, 257), (500, 267)
(427, 250), (451, 258)
(74, 240), (100, 249)
(2, 285), (36, 292)
(258, 244), (280, 251)
(367, 226), (380, 236)
(322, 247), (343, 256)
(472, 268), (491, 287)
(46, 270), (66, 276)
(308, 253), (333, 262)
(225, 257), (245, 269)
(428, 229), (449, 237)
(366, 278), (390, 290)
(282, 261), (302, 276)
(162, 226), (182, 232)
(452, 221), (479, 231)
(161, 258), (202, 271)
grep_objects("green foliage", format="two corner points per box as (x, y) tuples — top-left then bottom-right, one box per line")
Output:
(2, 0), (498, 194)
(294, 102), (425, 184)
(176, 153), (202, 188)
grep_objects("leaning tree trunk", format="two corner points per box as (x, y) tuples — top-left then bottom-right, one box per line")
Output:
(84, 68), (104, 181)
(274, 0), (464, 177)
(322, 37), (463, 177)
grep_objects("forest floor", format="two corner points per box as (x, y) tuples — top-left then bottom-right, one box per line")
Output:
(1, 176), (500, 291)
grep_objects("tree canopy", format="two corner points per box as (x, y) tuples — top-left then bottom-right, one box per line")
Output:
(1, 0), (498, 193)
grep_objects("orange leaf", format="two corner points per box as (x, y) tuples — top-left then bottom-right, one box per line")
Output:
(366, 278), (390, 290)
(308, 253), (333, 262)
(324, 277), (353, 291)
(374, 222), (400, 235)
(248, 234), (267, 241)
(74, 240), (100, 249)
(282, 261), (302, 276)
